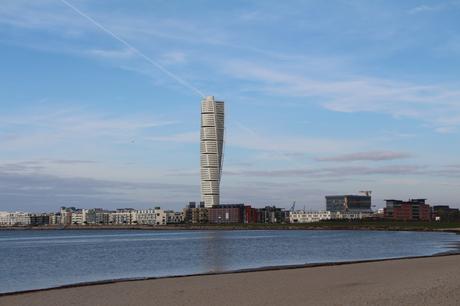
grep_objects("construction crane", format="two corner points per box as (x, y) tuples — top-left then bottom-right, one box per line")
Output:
(359, 190), (372, 197)
(290, 201), (296, 212)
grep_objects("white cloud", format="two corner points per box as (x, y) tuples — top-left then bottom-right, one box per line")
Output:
(223, 61), (460, 132)
(87, 48), (135, 59)
(408, 2), (460, 15)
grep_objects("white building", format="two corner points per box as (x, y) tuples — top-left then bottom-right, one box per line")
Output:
(135, 208), (156, 225)
(332, 211), (373, 220)
(154, 208), (166, 225)
(110, 209), (137, 224)
(200, 96), (224, 208)
(0, 211), (10, 225)
(49, 213), (61, 225)
(0, 211), (31, 226)
(290, 211), (332, 223)
(71, 211), (84, 225)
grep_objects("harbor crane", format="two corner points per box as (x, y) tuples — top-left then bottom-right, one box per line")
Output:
(290, 201), (296, 212)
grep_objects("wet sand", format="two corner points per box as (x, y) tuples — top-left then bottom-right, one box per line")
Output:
(2, 255), (460, 306)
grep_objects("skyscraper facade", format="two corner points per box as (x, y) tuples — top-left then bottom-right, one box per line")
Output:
(200, 96), (224, 208)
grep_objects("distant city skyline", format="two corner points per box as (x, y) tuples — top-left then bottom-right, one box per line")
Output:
(1, 0), (460, 211)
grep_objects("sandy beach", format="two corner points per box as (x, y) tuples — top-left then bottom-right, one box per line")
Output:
(2, 255), (460, 306)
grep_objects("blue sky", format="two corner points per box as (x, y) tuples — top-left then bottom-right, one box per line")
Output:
(1, 0), (460, 212)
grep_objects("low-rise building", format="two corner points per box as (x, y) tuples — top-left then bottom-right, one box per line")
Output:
(0, 212), (31, 226)
(332, 211), (373, 220)
(83, 209), (111, 224)
(256, 206), (286, 223)
(0, 211), (10, 225)
(135, 208), (156, 225)
(110, 208), (137, 224)
(183, 203), (208, 224)
(30, 213), (50, 226)
(48, 213), (61, 225)
(208, 204), (246, 224)
(384, 199), (431, 221)
(165, 210), (183, 224)
(432, 205), (460, 222)
(71, 210), (84, 225)
(60, 207), (77, 225)
(290, 210), (332, 223)
(153, 207), (166, 225)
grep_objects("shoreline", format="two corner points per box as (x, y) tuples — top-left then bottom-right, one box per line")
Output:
(2, 223), (460, 233)
(2, 251), (460, 297)
(2, 254), (460, 306)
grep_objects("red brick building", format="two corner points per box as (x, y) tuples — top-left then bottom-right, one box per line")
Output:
(384, 199), (431, 221)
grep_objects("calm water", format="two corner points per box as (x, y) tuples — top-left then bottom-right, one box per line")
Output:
(1, 229), (459, 293)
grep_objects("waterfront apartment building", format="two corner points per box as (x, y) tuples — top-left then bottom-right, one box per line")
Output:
(326, 195), (372, 213)
(71, 210), (84, 225)
(82, 209), (111, 224)
(29, 214), (50, 226)
(200, 96), (224, 208)
(0, 211), (31, 226)
(135, 208), (157, 225)
(60, 207), (77, 225)
(165, 210), (184, 224)
(432, 205), (460, 222)
(384, 199), (431, 221)
(183, 204), (208, 224)
(48, 213), (61, 225)
(208, 204), (246, 224)
(332, 211), (373, 220)
(289, 210), (372, 223)
(290, 211), (332, 223)
(257, 206), (286, 223)
(110, 208), (137, 224)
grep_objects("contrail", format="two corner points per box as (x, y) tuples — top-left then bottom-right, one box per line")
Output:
(59, 0), (205, 97)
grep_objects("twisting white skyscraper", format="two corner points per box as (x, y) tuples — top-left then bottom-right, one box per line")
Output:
(200, 96), (224, 208)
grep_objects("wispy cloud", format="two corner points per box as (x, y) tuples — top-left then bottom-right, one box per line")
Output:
(146, 132), (199, 143)
(146, 127), (361, 155)
(316, 151), (413, 162)
(0, 108), (177, 150)
(87, 48), (135, 59)
(408, 2), (460, 14)
(224, 61), (460, 132)
(225, 164), (425, 178)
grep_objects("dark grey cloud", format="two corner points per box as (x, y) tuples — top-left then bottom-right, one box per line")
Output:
(315, 151), (413, 162)
(0, 160), (98, 174)
(0, 161), (44, 173)
(428, 165), (460, 177)
(0, 171), (199, 212)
